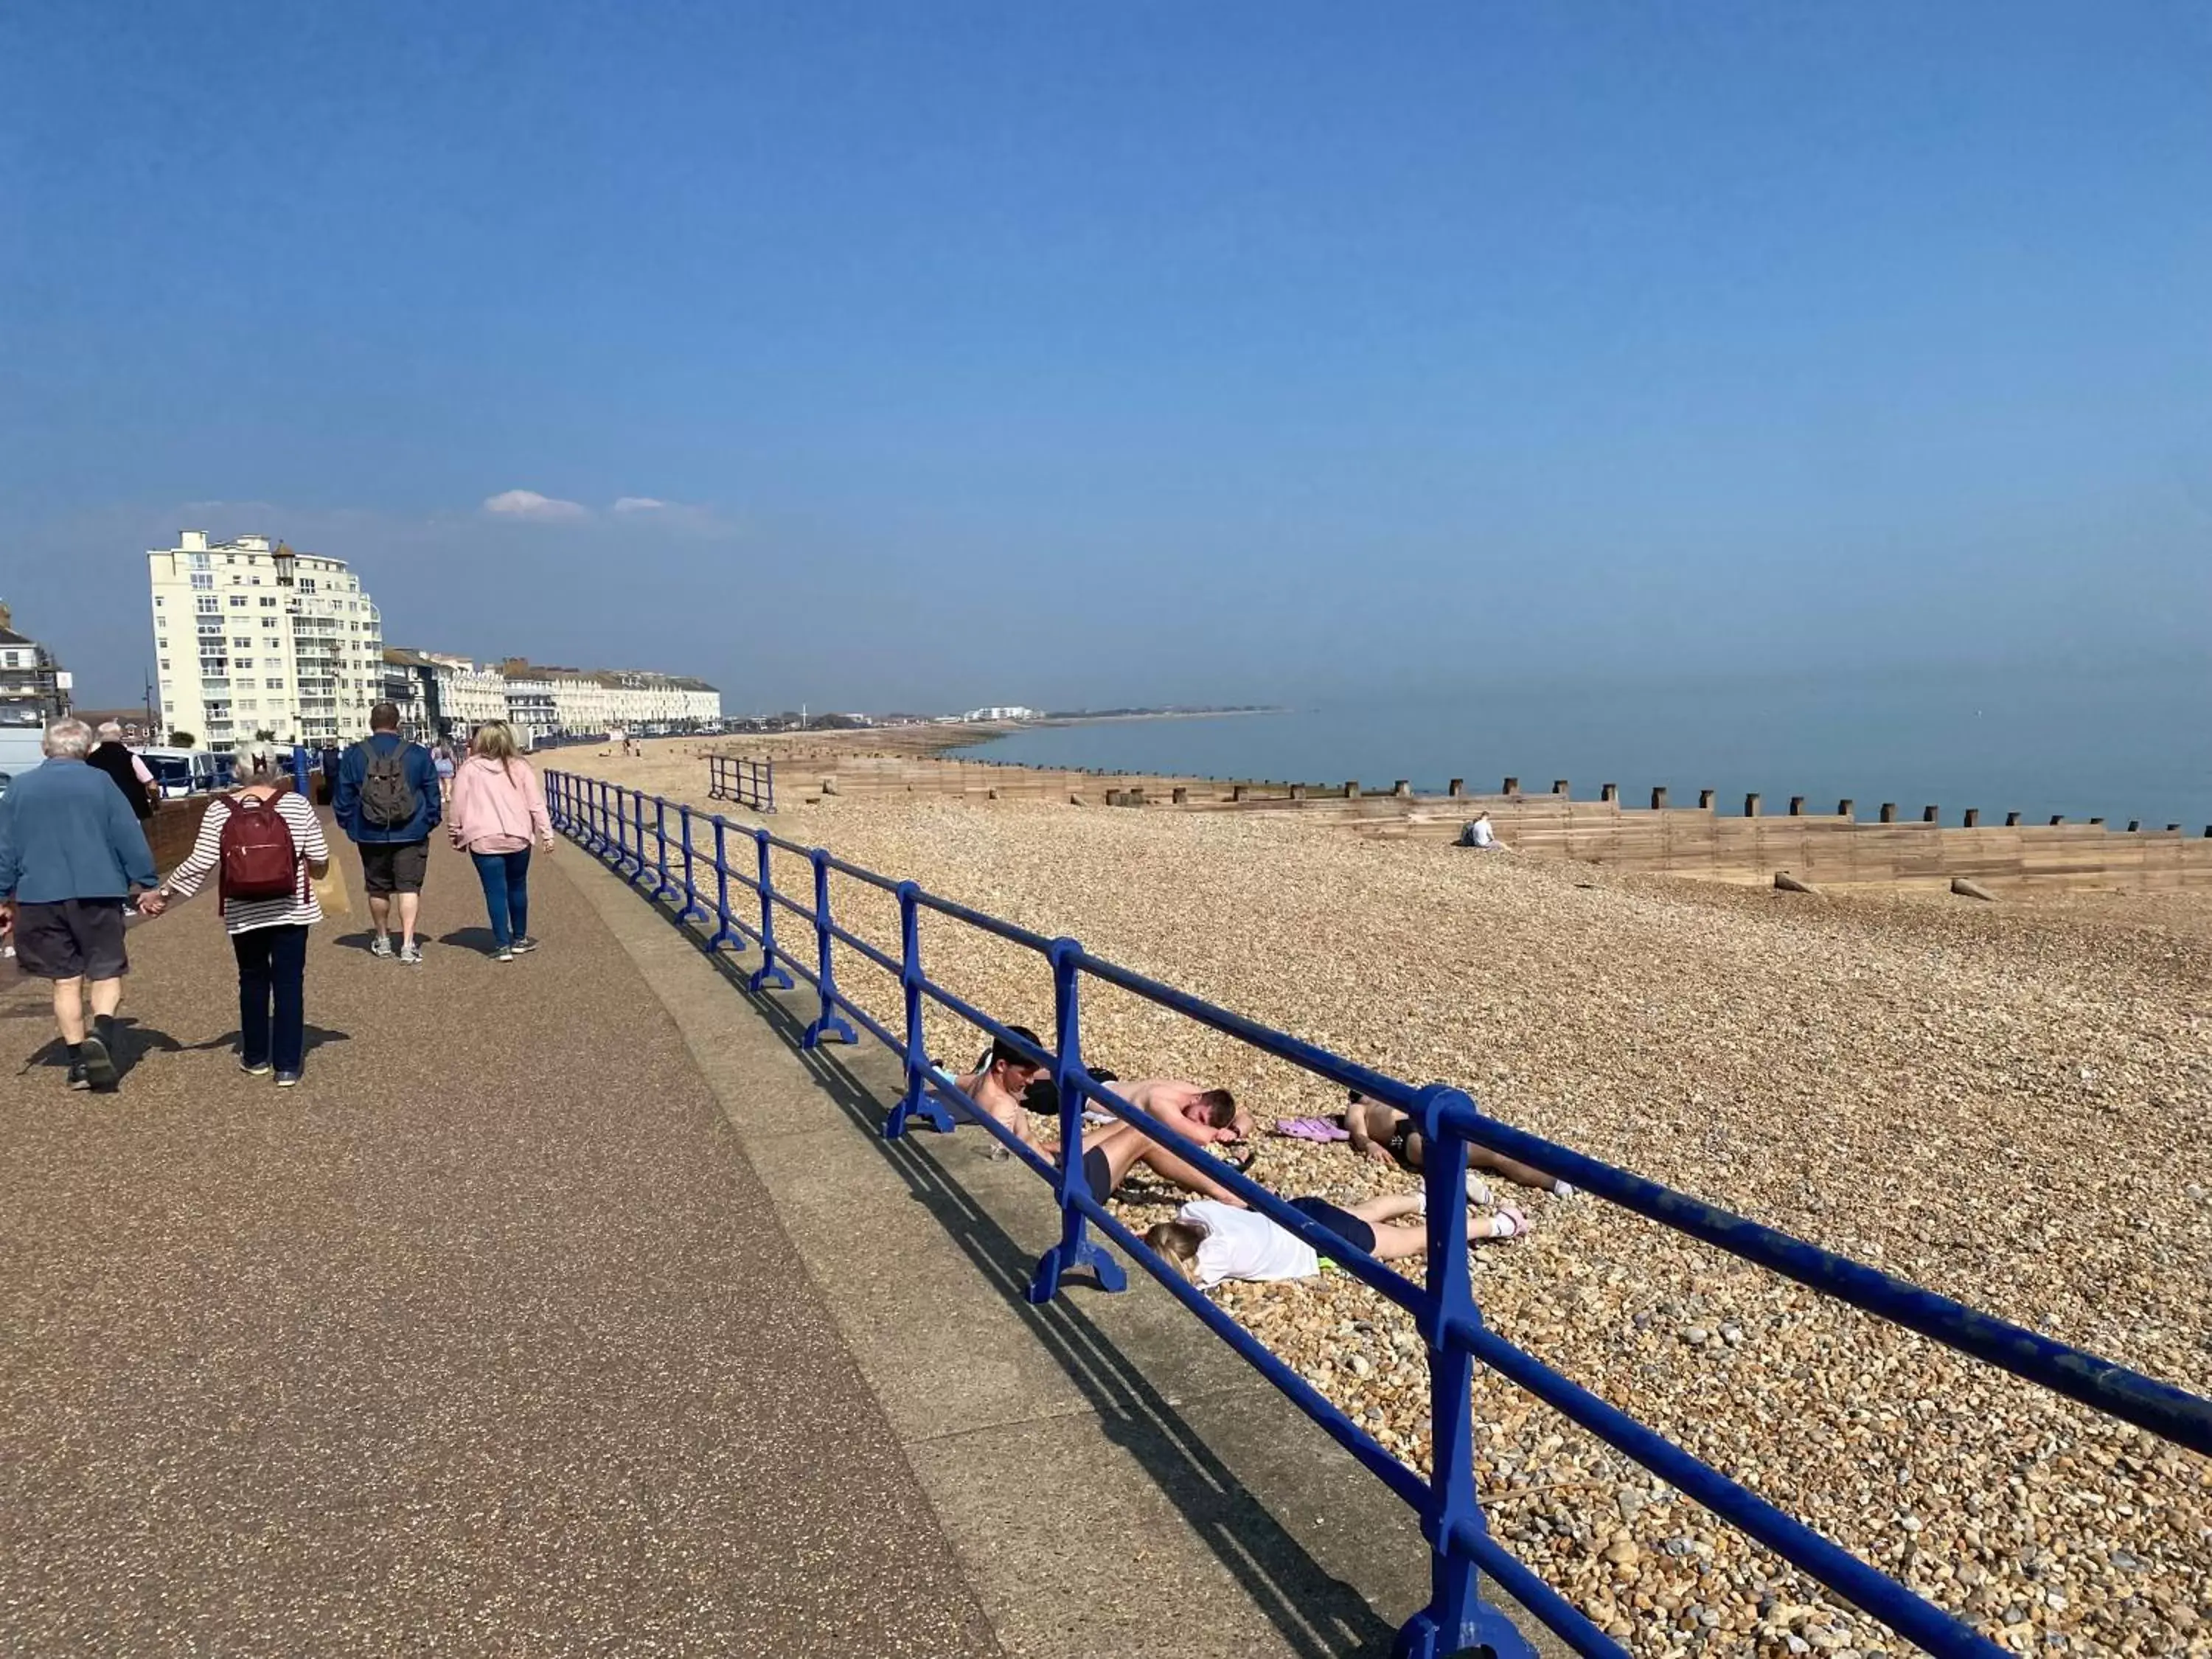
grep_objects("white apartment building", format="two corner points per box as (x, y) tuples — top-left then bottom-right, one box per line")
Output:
(148, 532), (383, 751)
(501, 667), (559, 747)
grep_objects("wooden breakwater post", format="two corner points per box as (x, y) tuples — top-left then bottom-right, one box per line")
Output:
(1652, 786), (1669, 810)
(1503, 776), (1519, 796)
(1447, 779), (1464, 798)
(1553, 779), (1570, 796)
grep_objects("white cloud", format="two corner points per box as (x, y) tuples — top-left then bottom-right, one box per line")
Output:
(482, 489), (589, 523)
(612, 496), (667, 513)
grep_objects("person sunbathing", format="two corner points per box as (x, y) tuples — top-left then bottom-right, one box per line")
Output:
(1062, 1090), (1251, 1209)
(1344, 1091), (1576, 1197)
(950, 1025), (1053, 1149)
(1147, 1189), (1528, 1288)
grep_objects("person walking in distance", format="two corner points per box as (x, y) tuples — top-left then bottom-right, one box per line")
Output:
(86, 721), (159, 823)
(334, 701), (441, 964)
(0, 719), (165, 1090)
(434, 744), (457, 808)
(149, 766), (330, 1086)
(446, 720), (554, 962)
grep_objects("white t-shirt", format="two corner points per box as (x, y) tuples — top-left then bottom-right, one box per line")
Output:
(1180, 1200), (1320, 1288)
(1469, 817), (1497, 848)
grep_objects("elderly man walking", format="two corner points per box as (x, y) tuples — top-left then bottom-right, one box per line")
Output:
(0, 719), (166, 1089)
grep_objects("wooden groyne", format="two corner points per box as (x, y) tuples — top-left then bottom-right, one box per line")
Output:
(711, 750), (2212, 894)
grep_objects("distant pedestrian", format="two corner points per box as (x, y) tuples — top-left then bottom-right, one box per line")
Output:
(317, 742), (342, 806)
(150, 768), (330, 1087)
(334, 702), (441, 965)
(434, 744), (456, 807)
(0, 718), (164, 1090)
(86, 721), (159, 821)
(446, 720), (554, 962)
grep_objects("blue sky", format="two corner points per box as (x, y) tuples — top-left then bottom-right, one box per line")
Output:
(4, 1), (2208, 712)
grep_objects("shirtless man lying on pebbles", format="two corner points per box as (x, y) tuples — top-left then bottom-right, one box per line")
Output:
(1021, 1074), (1256, 1208)
(1345, 1090), (1576, 1198)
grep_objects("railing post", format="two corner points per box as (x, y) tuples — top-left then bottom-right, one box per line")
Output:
(1397, 1084), (1538, 1659)
(883, 881), (955, 1137)
(1026, 939), (1127, 1304)
(801, 849), (858, 1048)
(675, 804), (710, 922)
(764, 759), (776, 813)
(707, 755), (724, 800)
(745, 830), (793, 992)
(627, 789), (649, 880)
(706, 817), (743, 952)
(652, 798), (677, 899)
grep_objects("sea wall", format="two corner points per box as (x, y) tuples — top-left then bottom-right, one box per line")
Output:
(709, 749), (2212, 894)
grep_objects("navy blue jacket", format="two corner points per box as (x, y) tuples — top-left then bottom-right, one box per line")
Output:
(334, 732), (442, 844)
(0, 757), (160, 902)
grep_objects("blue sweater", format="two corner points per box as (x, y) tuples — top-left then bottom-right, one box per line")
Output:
(333, 732), (442, 844)
(0, 758), (160, 902)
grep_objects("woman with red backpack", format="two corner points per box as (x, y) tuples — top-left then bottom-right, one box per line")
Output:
(150, 768), (330, 1087)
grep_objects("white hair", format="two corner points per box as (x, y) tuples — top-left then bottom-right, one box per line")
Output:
(43, 718), (94, 759)
(96, 720), (125, 741)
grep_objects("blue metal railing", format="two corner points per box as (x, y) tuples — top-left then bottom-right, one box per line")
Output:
(544, 767), (2211, 1659)
(706, 754), (776, 813)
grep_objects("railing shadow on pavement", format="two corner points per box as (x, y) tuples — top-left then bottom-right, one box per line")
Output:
(546, 768), (2212, 1659)
(588, 824), (1402, 1658)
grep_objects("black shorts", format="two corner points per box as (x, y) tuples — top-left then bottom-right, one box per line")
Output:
(1083, 1144), (1114, 1206)
(11, 898), (129, 981)
(1289, 1196), (1377, 1257)
(358, 839), (430, 894)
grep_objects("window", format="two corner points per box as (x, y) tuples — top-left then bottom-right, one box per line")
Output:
(228, 595), (248, 608)
(159, 658), (170, 670)
(265, 678), (285, 690)
(195, 596), (220, 614)
(189, 572), (214, 590)
(187, 552), (210, 571)
(259, 597), (277, 608)
(235, 657), (254, 669)
(299, 578), (316, 594)
(154, 596), (164, 608)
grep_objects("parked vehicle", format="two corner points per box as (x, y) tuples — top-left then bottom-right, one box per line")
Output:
(141, 747), (237, 798)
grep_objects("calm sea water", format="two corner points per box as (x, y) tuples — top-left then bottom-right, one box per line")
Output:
(958, 667), (2212, 832)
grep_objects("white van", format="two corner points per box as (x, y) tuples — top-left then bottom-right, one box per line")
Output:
(141, 748), (237, 799)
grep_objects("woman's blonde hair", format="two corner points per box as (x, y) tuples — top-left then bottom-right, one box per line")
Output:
(470, 720), (522, 770)
(1144, 1217), (1211, 1281)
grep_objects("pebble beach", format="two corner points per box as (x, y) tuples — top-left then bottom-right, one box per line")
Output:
(573, 743), (2212, 1657)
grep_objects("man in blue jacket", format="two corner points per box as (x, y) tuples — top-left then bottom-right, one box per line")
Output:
(0, 718), (164, 1089)
(333, 702), (441, 965)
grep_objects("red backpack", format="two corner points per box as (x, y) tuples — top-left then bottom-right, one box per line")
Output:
(219, 789), (302, 908)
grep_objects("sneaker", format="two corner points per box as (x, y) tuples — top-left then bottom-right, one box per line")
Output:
(493, 946), (514, 963)
(66, 1060), (90, 1091)
(240, 1059), (274, 1077)
(78, 1034), (118, 1089)
(369, 933), (394, 959)
(509, 936), (539, 955)
(274, 1071), (302, 1088)
(398, 942), (422, 967)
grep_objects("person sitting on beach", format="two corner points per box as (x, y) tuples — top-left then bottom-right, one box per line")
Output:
(1147, 1190), (1528, 1289)
(1345, 1090), (1576, 1197)
(1051, 1088), (1256, 1211)
(1456, 810), (1506, 851)
(951, 1024), (1054, 1148)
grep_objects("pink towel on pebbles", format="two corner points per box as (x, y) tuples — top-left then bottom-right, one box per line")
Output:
(1271, 1117), (1350, 1142)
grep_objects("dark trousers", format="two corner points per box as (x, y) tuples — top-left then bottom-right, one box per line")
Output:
(232, 924), (310, 1074)
(470, 847), (532, 949)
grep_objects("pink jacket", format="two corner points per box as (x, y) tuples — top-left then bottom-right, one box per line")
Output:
(447, 756), (552, 852)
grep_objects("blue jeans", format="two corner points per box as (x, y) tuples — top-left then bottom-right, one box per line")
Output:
(470, 847), (532, 949)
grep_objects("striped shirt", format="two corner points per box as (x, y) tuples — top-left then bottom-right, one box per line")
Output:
(162, 792), (330, 933)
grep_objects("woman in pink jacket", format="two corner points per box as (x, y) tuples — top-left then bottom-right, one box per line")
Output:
(446, 720), (554, 961)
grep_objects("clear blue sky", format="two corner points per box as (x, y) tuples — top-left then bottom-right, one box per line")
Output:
(5, 1), (2208, 712)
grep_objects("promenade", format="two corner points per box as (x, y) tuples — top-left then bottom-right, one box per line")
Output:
(0, 835), (998, 1657)
(2, 828), (1456, 1659)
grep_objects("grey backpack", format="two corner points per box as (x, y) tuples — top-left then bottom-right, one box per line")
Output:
(359, 745), (420, 829)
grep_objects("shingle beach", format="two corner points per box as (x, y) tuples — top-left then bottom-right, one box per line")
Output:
(574, 742), (2212, 1657)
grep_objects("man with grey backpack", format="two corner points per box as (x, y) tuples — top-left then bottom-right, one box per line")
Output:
(334, 702), (442, 964)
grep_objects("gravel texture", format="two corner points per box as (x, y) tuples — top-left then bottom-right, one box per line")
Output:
(571, 744), (2212, 1658)
(0, 832), (1001, 1659)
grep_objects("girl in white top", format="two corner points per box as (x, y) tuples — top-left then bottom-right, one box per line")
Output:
(153, 777), (330, 1086)
(1148, 1190), (1528, 1289)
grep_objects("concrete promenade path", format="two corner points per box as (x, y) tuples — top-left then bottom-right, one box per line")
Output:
(0, 833), (1001, 1657)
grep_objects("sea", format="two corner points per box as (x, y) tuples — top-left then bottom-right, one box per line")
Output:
(956, 665), (2212, 834)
